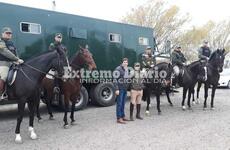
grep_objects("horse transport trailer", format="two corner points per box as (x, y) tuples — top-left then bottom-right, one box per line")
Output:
(0, 2), (160, 110)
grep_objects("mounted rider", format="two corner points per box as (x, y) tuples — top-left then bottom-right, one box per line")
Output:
(0, 27), (24, 99)
(141, 46), (155, 69)
(171, 46), (187, 85)
(49, 33), (67, 53)
(48, 33), (68, 93)
(198, 40), (211, 81)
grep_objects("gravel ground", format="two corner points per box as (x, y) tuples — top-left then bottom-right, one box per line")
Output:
(0, 88), (230, 150)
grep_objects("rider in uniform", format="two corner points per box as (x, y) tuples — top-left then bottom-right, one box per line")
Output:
(198, 40), (211, 81)
(0, 27), (24, 99)
(171, 46), (187, 86)
(141, 46), (155, 71)
(49, 33), (68, 93)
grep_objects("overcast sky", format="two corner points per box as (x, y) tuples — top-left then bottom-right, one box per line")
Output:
(0, 0), (229, 27)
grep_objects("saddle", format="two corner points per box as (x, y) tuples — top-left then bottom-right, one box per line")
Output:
(7, 64), (18, 86)
(46, 66), (76, 80)
(46, 69), (56, 80)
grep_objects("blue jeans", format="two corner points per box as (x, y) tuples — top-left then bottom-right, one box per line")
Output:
(116, 89), (127, 119)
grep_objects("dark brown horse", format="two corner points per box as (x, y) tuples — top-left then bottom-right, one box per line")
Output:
(38, 46), (96, 128)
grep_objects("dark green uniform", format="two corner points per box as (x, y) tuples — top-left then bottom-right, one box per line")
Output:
(48, 41), (68, 94)
(171, 50), (186, 66)
(49, 42), (67, 52)
(141, 53), (154, 69)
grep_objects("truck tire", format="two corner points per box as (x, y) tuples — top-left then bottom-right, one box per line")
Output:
(91, 82), (116, 106)
(74, 86), (88, 110)
(58, 86), (88, 111)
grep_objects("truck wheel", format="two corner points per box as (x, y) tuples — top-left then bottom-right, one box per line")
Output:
(92, 83), (116, 106)
(74, 86), (88, 110)
(58, 86), (88, 111)
(227, 81), (230, 89)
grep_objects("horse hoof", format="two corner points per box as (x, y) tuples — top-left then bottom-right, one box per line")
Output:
(145, 111), (150, 115)
(29, 127), (38, 140)
(203, 107), (207, 111)
(188, 107), (192, 110)
(158, 111), (162, 115)
(196, 99), (200, 104)
(71, 121), (77, 125)
(38, 118), (44, 123)
(49, 116), (55, 120)
(211, 107), (215, 110)
(170, 103), (173, 107)
(15, 134), (23, 144)
(182, 106), (186, 110)
(63, 124), (70, 129)
(192, 101), (196, 105)
(30, 132), (38, 140)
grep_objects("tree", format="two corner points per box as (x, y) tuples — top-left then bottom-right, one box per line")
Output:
(122, 0), (190, 49)
(207, 20), (230, 51)
(174, 21), (216, 61)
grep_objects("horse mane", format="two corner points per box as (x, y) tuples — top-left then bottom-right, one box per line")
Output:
(25, 50), (56, 63)
(209, 50), (217, 61)
(155, 62), (169, 69)
(188, 60), (200, 69)
(69, 51), (82, 63)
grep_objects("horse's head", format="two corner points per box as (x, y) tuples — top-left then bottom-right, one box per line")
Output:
(71, 46), (97, 70)
(209, 49), (225, 72)
(51, 47), (67, 77)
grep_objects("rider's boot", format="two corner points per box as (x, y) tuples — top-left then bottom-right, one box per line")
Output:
(130, 103), (134, 121)
(136, 104), (143, 120)
(0, 79), (7, 100)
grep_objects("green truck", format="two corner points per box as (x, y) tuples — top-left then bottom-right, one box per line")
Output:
(0, 2), (170, 110)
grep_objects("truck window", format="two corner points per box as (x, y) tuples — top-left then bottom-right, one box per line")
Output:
(20, 22), (41, 34)
(139, 37), (149, 45)
(109, 33), (121, 43)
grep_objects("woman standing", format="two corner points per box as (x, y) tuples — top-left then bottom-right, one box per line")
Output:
(130, 62), (145, 121)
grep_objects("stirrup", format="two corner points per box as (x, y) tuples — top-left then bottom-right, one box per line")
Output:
(0, 92), (8, 100)
(53, 87), (60, 93)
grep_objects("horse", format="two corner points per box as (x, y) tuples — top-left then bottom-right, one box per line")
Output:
(177, 60), (205, 110)
(6, 48), (67, 143)
(39, 46), (96, 128)
(196, 49), (226, 110)
(143, 62), (173, 115)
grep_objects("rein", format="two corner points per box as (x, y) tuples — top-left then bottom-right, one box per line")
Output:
(16, 63), (63, 85)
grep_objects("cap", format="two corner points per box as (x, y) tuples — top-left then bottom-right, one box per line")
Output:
(176, 45), (181, 49)
(134, 62), (140, 66)
(2, 27), (12, 33)
(146, 46), (151, 50)
(203, 40), (208, 44)
(55, 33), (62, 37)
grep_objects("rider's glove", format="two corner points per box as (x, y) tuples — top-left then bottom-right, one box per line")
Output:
(17, 59), (24, 64)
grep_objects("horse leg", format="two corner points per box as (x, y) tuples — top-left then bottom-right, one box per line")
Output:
(70, 96), (77, 125)
(36, 100), (42, 121)
(187, 88), (192, 109)
(27, 99), (38, 140)
(63, 97), (69, 129)
(15, 101), (26, 143)
(142, 89), (146, 101)
(196, 82), (202, 104)
(210, 85), (217, 110)
(203, 83), (209, 110)
(156, 94), (161, 115)
(165, 87), (173, 106)
(145, 89), (150, 115)
(191, 88), (196, 105)
(47, 94), (54, 120)
(182, 88), (187, 110)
